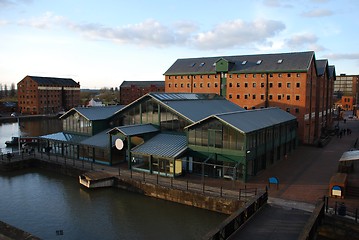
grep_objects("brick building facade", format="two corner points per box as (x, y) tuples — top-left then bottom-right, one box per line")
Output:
(119, 81), (165, 105)
(17, 75), (80, 115)
(164, 51), (336, 145)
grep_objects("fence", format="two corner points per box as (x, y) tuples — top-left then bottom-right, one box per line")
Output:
(1, 149), (262, 202)
(119, 167), (259, 201)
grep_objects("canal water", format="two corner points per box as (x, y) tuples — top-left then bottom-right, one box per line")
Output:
(0, 120), (227, 239)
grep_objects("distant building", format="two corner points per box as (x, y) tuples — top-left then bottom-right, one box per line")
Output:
(17, 75), (80, 115)
(87, 98), (104, 107)
(119, 81), (165, 105)
(164, 51), (336, 145)
(334, 74), (359, 112)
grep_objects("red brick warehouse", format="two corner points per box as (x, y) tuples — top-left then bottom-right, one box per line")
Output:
(17, 75), (80, 115)
(164, 51), (336, 145)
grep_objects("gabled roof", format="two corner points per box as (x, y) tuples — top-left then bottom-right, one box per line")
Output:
(164, 51), (315, 75)
(316, 59), (328, 76)
(120, 80), (165, 87)
(39, 132), (87, 143)
(61, 105), (125, 121)
(115, 92), (244, 123)
(186, 107), (296, 134)
(107, 123), (159, 136)
(328, 65), (336, 79)
(131, 133), (187, 158)
(26, 75), (79, 86)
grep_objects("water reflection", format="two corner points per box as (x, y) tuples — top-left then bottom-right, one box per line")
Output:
(0, 118), (62, 149)
(0, 169), (226, 240)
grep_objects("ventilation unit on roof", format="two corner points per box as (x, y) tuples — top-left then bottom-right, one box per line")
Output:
(256, 60), (262, 65)
(277, 59), (283, 64)
(242, 60), (247, 65)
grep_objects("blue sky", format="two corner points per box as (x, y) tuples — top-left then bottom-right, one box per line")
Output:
(1, 0), (359, 89)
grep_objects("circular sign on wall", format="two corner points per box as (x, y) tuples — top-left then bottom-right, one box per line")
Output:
(115, 139), (124, 150)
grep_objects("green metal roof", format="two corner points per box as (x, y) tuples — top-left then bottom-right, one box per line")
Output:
(116, 93), (244, 123)
(39, 132), (87, 143)
(131, 133), (187, 158)
(61, 105), (125, 121)
(186, 107), (296, 134)
(108, 124), (159, 136)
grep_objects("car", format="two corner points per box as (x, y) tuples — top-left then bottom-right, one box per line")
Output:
(10, 112), (17, 117)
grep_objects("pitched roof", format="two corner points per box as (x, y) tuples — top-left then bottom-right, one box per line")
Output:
(186, 107), (296, 134)
(131, 133), (187, 158)
(108, 124), (159, 136)
(61, 105), (125, 121)
(27, 76), (79, 86)
(120, 81), (165, 87)
(328, 65), (336, 79)
(117, 92), (244, 123)
(316, 59), (328, 76)
(164, 51), (315, 75)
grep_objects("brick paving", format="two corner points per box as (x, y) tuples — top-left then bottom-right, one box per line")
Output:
(186, 116), (359, 211)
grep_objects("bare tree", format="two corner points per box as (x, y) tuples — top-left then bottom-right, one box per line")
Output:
(10, 83), (16, 97)
(0, 83), (3, 99)
(4, 84), (8, 97)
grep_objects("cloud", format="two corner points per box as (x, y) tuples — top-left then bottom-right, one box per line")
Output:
(17, 11), (65, 29)
(262, 0), (293, 8)
(68, 19), (193, 47)
(285, 32), (326, 52)
(324, 53), (359, 60)
(15, 12), (287, 51)
(0, 0), (32, 8)
(190, 19), (286, 50)
(301, 9), (333, 17)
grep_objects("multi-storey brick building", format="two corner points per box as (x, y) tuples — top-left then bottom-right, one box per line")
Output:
(334, 74), (359, 112)
(17, 75), (80, 115)
(119, 81), (165, 105)
(164, 51), (336, 145)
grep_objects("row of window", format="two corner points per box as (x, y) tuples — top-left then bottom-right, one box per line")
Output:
(168, 82), (301, 88)
(228, 94), (301, 101)
(242, 106), (300, 114)
(168, 73), (301, 80)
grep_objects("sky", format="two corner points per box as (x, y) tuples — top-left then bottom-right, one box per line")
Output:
(1, 0), (359, 89)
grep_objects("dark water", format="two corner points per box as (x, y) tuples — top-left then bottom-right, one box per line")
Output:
(0, 118), (62, 149)
(0, 169), (226, 240)
(0, 120), (227, 239)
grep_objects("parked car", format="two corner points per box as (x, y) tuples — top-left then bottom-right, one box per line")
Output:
(10, 112), (16, 117)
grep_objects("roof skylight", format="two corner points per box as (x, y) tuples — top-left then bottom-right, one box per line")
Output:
(277, 59), (283, 64)
(256, 60), (262, 65)
(242, 60), (247, 65)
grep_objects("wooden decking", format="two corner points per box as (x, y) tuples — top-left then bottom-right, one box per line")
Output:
(79, 171), (117, 188)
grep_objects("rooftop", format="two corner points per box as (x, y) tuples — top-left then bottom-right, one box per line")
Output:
(61, 105), (125, 121)
(26, 75), (80, 86)
(164, 51), (315, 75)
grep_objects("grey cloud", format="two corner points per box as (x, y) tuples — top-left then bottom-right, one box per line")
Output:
(286, 33), (326, 52)
(70, 19), (188, 47)
(263, 0), (293, 8)
(302, 9), (333, 17)
(324, 53), (359, 60)
(190, 19), (286, 50)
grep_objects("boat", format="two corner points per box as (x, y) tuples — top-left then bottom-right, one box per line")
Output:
(5, 136), (38, 147)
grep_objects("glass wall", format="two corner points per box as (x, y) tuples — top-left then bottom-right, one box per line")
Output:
(121, 99), (190, 131)
(63, 113), (92, 135)
(188, 119), (245, 151)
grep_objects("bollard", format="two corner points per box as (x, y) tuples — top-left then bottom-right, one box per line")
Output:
(143, 172), (145, 182)
(187, 180), (188, 191)
(220, 186), (222, 197)
(202, 183), (205, 193)
(171, 178), (173, 188)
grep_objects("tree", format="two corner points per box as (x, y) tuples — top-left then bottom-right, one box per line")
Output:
(4, 84), (8, 97)
(10, 83), (16, 97)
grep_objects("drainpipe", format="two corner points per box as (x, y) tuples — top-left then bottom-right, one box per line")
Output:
(265, 73), (269, 108)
